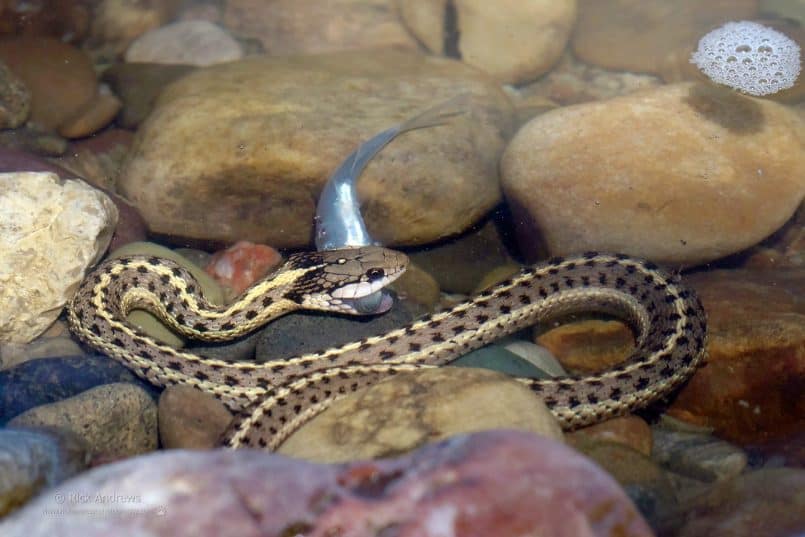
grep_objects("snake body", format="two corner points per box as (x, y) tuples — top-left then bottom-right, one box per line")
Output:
(67, 247), (707, 451)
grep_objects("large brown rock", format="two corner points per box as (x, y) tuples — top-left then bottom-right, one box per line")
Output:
(224, 0), (419, 55)
(501, 82), (805, 265)
(0, 430), (654, 536)
(119, 50), (513, 247)
(396, 0), (577, 84)
(572, 0), (758, 74)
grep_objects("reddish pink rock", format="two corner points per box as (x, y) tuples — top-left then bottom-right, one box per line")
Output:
(0, 430), (654, 536)
(205, 241), (282, 296)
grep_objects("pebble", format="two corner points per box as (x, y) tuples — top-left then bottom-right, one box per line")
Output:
(452, 341), (560, 379)
(501, 82), (805, 264)
(572, 0), (758, 74)
(118, 50), (514, 248)
(651, 428), (748, 483)
(669, 268), (805, 445)
(0, 430), (654, 536)
(0, 125), (67, 156)
(0, 60), (30, 129)
(105, 242), (225, 349)
(569, 415), (653, 456)
(0, 37), (98, 132)
(158, 385), (232, 450)
(536, 319), (634, 375)
(101, 63), (197, 129)
(676, 468), (805, 537)
(0, 336), (84, 370)
(125, 20), (243, 66)
(254, 295), (414, 362)
(572, 438), (679, 532)
(8, 383), (158, 458)
(0, 0), (92, 43)
(388, 262), (441, 314)
(0, 428), (87, 517)
(397, 0), (577, 84)
(57, 91), (122, 139)
(204, 241), (282, 299)
(223, 0), (419, 55)
(0, 172), (117, 343)
(89, 0), (183, 58)
(0, 355), (156, 424)
(278, 367), (563, 462)
(407, 217), (517, 294)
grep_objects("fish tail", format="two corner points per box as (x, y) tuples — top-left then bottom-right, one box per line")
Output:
(398, 93), (470, 134)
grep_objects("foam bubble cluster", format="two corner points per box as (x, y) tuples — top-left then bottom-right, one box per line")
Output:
(690, 21), (801, 96)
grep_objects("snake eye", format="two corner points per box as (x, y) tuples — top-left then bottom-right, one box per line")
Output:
(366, 268), (385, 281)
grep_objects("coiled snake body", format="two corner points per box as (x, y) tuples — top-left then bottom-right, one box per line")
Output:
(67, 247), (706, 451)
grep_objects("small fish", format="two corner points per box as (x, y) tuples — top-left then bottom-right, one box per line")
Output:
(314, 96), (467, 313)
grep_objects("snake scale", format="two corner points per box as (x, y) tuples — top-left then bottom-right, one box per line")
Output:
(67, 246), (707, 451)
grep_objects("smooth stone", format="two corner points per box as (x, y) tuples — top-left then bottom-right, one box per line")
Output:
(224, 0), (419, 55)
(502, 83), (805, 264)
(388, 262), (441, 314)
(572, 0), (758, 74)
(651, 428), (748, 483)
(451, 342), (557, 379)
(203, 240), (282, 300)
(125, 20), (242, 66)
(57, 92), (122, 139)
(501, 339), (569, 376)
(0, 60), (30, 128)
(9, 383), (158, 457)
(396, 0), (577, 84)
(0, 0), (92, 43)
(536, 319), (634, 375)
(118, 50), (514, 247)
(0, 355), (156, 424)
(0, 126), (67, 156)
(89, 0), (184, 58)
(255, 296), (414, 362)
(278, 367), (563, 462)
(158, 385), (232, 449)
(106, 242), (225, 348)
(677, 468), (805, 537)
(569, 415), (653, 456)
(0, 430), (654, 536)
(0, 428), (87, 517)
(472, 262), (522, 293)
(102, 63), (197, 129)
(187, 330), (261, 362)
(407, 217), (517, 294)
(669, 269), (805, 445)
(572, 438), (679, 532)
(0, 172), (117, 343)
(0, 336), (84, 370)
(0, 37), (98, 132)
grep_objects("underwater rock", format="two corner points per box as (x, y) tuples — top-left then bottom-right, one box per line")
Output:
(9, 383), (158, 458)
(89, 0), (183, 58)
(572, 0), (758, 74)
(569, 416), (653, 457)
(0, 60), (30, 129)
(501, 82), (805, 265)
(277, 367), (563, 462)
(676, 468), (805, 537)
(224, 0), (419, 55)
(0, 428), (87, 517)
(125, 20), (243, 67)
(0, 335), (84, 370)
(0, 430), (654, 536)
(0, 37), (98, 133)
(118, 50), (514, 248)
(396, 0), (577, 84)
(668, 268), (805, 446)
(0, 172), (117, 343)
(158, 385), (232, 450)
(0, 355), (155, 424)
(204, 241), (282, 299)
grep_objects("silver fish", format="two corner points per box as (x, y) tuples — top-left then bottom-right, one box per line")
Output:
(314, 96), (467, 313)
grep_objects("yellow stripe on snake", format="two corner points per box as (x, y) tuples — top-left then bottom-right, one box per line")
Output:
(67, 247), (707, 451)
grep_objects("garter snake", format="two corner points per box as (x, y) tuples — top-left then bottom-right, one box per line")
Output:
(67, 246), (707, 451)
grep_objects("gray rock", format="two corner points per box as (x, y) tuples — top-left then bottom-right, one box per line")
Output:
(9, 383), (158, 458)
(0, 428), (87, 516)
(652, 428), (748, 483)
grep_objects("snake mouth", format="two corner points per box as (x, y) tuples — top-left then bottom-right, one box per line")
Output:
(328, 271), (402, 314)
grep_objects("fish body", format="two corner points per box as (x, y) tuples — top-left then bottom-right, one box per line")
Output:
(314, 96), (467, 313)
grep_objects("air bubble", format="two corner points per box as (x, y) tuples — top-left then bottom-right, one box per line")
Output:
(736, 44), (751, 52)
(726, 56), (737, 63)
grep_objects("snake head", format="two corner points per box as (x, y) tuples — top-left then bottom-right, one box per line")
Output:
(284, 246), (408, 315)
